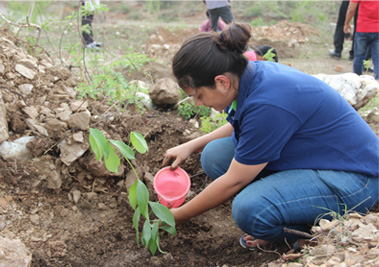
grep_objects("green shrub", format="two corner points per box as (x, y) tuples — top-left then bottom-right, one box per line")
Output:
(200, 113), (228, 134)
(177, 101), (211, 120)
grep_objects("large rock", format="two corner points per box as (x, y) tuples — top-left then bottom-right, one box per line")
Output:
(313, 73), (379, 110)
(0, 236), (32, 267)
(149, 78), (181, 105)
(0, 136), (35, 163)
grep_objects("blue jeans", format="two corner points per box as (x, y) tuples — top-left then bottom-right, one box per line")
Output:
(354, 32), (379, 79)
(201, 137), (379, 242)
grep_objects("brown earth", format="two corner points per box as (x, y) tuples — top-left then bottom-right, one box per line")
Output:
(0, 3), (379, 267)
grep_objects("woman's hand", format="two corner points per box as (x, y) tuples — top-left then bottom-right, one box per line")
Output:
(162, 143), (194, 170)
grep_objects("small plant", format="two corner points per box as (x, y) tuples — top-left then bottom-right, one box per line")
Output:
(263, 48), (277, 62)
(363, 59), (371, 74)
(89, 128), (176, 255)
(200, 112), (228, 134)
(177, 101), (211, 120)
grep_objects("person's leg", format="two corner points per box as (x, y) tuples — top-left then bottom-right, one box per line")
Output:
(81, 14), (94, 45)
(353, 32), (368, 76)
(217, 6), (234, 25)
(368, 32), (379, 79)
(208, 9), (220, 32)
(232, 169), (378, 243)
(332, 1), (349, 55)
(201, 137), (235, 180)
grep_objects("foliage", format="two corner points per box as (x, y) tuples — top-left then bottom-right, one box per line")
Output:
(7, 1), (52, 23)
(250, 18), (266, 27)
(245, 5), (264, 18)
(177, 101), (211, 120)
(290, 1), (328, 24)
(89, 128), (176, 256)
(363, 60), (371, 72)
(200, 112), (228, 134)
(313, 204), (348, 224)
(75, 50), (151, 111)
(80, 2), (109, 17)
(263, 48), (277, 62)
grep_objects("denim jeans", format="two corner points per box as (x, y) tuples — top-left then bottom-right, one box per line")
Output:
(201, 137), (379, 242)
(354, 32), (379, 79)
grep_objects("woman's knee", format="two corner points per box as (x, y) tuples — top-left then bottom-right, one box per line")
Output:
(200, 137), (235, 180)
(232, 193), (270, 237)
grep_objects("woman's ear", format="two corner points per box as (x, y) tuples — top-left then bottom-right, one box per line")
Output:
(214, 75), (231, 93)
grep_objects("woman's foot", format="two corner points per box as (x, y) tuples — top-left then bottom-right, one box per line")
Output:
(239, 234), (270, 250)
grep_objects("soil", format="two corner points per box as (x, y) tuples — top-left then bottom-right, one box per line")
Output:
(0, 2), (378, 267)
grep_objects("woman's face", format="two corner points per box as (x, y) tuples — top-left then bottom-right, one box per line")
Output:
(183, 75), (237, 112)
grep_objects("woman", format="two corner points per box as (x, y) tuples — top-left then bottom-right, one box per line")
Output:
(162, 23), (379, 250)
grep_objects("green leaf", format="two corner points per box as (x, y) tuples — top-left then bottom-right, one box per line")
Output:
(141, 220), (152, 247)
(89, 128), (110, 160)
(149, 202), (176, 228)
(160, 224), (177, 236)
(130, 132), (148, 154)
(132, 208), (141, 246)
(104, 144), (120, 173)
(129, 179), (138, 210)
(109, 139), (135, 160)
(136, 180), (150, 220)
(149, 222), (159, 255)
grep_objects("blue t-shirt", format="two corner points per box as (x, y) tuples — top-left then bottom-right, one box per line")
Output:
(226, 61), (379, 177)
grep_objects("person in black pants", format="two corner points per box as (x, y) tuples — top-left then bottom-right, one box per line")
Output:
(81, 0), (102, 50)
(330, 0), (372, 64)
(329, 0), (355, 59)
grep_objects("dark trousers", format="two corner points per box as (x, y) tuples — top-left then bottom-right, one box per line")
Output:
(333, 0), (353, 56)
(333, 1), (371, 60)
(82, 14), (94, 45)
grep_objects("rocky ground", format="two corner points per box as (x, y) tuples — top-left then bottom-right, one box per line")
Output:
(0, 5), (378, 267)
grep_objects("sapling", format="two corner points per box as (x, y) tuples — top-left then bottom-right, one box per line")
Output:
(89, 128), (176, 255)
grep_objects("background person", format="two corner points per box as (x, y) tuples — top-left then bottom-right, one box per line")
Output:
(163, 23), (379, 250)
(344, 0), (378, 79)
(200, 10), (226, 32)
(81, 0), (103, 50)
(329, 0), (356, 59)
(202, 0), (234, 32)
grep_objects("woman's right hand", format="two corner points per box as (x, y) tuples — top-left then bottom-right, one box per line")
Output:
(162, 143), (194, 170)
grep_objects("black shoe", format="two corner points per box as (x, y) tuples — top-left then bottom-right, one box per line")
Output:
(329, 50), (341, 59)
(349, 54), (354, 61)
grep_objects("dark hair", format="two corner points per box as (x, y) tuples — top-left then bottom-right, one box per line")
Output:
(255, 45), (279, 62)
(172, 23), (251, 89)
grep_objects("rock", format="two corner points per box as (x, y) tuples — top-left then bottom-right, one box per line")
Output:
(319, 218), (339, 231)
(0, 236), (32, 267)
(68, 110), (91, 130)
(45, 118), (68, 139)
(18, 84), (33, 95)
(73, 131), (84, 143)
(22, 106), (39, 120)
(0, 136), (35, 162)
(0, 91), (8, 143)
(25, 118), (49, 136)
(15, 64), (36, 79)
(313, 73), (379, 110)
(59, 137), (89, 166)
(72, 190), (81, 204)
(149, 78), (181, 105)
(70, 100), (88, 112)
